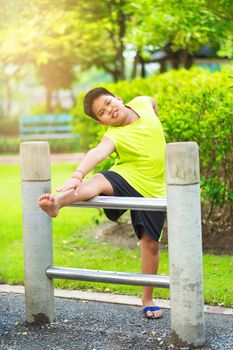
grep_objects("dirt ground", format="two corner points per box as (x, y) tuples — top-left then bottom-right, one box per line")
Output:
(93, 215), (233, 255)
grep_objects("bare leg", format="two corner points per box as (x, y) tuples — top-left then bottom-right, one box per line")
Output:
(141, 233), (163, 318)
(38, 173), (114, 217)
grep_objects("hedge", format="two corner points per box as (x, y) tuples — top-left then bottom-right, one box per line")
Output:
(0, 117), (19, 137)
(0, 137), (80, 154)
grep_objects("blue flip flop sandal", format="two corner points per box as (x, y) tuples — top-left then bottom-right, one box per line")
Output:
(143, 306), (163, 319)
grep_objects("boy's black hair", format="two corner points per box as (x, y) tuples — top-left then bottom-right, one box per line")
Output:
(83, 87), (115, 120)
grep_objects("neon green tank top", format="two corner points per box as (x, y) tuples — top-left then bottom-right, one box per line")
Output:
(104, 96), (166, 198)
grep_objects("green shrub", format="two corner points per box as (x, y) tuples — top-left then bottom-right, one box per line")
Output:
(72, 67), (233, 228)
(47, 138), (80, 153)
(0, 137), (80, 154)
(156, 68), (233, 219)
(30, 104), (69, 115)
(0, 137), (20, 154)
(0, 117), (19, 137)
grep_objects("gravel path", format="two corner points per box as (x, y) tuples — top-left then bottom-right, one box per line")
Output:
(0, 292), (232, 350)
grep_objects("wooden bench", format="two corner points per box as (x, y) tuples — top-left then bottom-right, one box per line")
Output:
(19, 114), (75, 140)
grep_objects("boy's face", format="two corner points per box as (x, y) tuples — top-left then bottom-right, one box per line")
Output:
(92, 94), (129, 126)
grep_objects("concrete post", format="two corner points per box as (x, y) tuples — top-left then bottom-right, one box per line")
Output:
(20, 141), (54, 323)
(166, 142), (205, 347)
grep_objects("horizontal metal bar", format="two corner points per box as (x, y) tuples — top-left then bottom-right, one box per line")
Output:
(46, 266), (170, 288)
(68, 196), (167, 211)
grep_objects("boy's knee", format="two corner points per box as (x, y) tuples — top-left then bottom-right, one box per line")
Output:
(141, 234), (159, 254)
(89, 173), (114, 195)
(91, 173), (103, 183)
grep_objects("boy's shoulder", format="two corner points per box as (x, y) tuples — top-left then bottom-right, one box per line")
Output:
(127, 96), (154, 110)
(129, 95), (151, 103)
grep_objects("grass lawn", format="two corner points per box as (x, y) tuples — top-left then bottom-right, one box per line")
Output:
(0, 163), (232, 307)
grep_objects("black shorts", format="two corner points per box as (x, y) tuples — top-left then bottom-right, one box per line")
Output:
(100, 171), (166, 241)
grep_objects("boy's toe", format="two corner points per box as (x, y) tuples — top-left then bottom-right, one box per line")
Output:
(143, 306), (154, 319)
(151, 306), (163, 318)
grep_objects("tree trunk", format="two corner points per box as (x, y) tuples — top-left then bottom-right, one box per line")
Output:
(112, 70), (119, 83)
(5, 80), (12, 118)
(184, 53), (193, 69)
(46, 88), (53, 113)
(160, 59), (167, 73)
(165, 45), (181, 70)
(170, 51), (180, 69)
(55, 90), (60, 109)
(116, 4), (126, 80)
(141, 59), (146, 78)
(131, 51), (140, 79)
(70, 91), (77, 107)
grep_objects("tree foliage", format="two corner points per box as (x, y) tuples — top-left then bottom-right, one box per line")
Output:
(128, 0), (233, 68)
(0, 0), (232, 113)
(0, 1), (78, 111)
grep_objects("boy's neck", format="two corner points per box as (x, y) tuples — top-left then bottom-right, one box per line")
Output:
(122, 106), (139, 125)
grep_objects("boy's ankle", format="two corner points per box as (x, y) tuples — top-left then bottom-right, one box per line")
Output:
(56, 195), (63, 209)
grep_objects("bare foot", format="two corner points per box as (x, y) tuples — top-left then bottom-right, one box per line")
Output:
(38, 193), (60, 217)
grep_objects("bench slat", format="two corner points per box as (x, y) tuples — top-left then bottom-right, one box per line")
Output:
(20, 133), (76, 140)
(19, 114), (75, 140)
(19, 114), (72, 125)
(20, 125), (72, 133)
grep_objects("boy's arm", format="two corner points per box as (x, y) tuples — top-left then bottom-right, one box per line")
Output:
(149, 97), (158, 116)
(73, 136), (115, 178)
(56, 137), (115, 193)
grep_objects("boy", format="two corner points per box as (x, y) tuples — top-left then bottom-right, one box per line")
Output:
(38, 87), (166, 319)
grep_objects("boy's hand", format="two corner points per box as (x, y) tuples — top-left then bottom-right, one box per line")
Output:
(56, 177), (82, 195)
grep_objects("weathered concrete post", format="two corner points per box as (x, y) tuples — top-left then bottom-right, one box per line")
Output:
(20, 141), (54, 323)
(166, 142), (205, 347)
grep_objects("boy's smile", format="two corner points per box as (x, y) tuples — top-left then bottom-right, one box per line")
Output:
(92, 94), (138, 126)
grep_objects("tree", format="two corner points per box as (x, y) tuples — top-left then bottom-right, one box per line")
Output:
(68, 0), (133, 82)
(1, 0), (232, 110)
(127, 0), (233, 71)
(0, 1), (79, 112)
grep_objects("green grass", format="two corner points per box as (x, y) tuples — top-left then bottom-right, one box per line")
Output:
(0, 164), (232, 307)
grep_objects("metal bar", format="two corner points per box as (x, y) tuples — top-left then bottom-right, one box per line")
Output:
(46, 266), (170, 288)
(68, 196), (167, 212)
